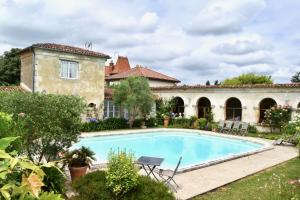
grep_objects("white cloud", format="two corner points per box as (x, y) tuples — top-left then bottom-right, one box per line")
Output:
(185, 0), (266, 35)
(0, 0), (299, 84)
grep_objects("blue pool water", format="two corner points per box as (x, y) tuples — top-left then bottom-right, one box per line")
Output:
(72, 131), (264, 169)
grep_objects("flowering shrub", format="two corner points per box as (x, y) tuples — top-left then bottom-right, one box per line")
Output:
(263, 105), (292, 132)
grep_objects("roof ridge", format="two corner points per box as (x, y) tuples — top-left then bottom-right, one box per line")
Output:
(21, 43), (110, 59)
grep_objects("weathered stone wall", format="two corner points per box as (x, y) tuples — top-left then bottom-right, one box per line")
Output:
(154, 87), (300, 124)
(33, 49), (106, 117)
(20, 51), (33, 91)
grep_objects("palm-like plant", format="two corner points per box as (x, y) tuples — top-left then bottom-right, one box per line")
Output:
(64, 146), (96, 168)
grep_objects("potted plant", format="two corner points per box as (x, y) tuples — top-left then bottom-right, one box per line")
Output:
(64, 146), (96, 181)
(163, 114), (170, 128)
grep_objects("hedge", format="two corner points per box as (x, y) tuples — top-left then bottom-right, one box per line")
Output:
(81, 118), (128, 132)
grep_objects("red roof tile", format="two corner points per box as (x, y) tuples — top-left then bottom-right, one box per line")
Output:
(0, 86), (26, 92)
(106, 65), (180, 83)
(152, 83), (300, 90)
(21, 43), (110, 59)
(105, 56), (131, 77)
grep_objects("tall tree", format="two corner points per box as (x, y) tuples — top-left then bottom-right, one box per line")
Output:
(214, 80), (219, 85)
(112, 77), (154, 128)
(205, 80), (210, 86)
(291, 72), (300, 83)
(222, 73), (273, 85)
(0, 48), (21, 86)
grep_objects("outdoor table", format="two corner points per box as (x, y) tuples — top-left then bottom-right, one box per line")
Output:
(136, 156), (164, 181)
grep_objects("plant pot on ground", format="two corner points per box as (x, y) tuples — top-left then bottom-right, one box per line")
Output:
(64, 146), (96, 182)
(163, 116), (170, 127)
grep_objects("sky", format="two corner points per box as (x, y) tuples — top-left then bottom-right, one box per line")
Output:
(0, 0), (300, 84)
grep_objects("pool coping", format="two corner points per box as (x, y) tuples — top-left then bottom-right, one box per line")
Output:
(80, 128), (273, 173)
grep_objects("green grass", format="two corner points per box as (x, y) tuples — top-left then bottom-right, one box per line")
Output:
(193, 158), (300, 200)
(247, 132), (283, 140)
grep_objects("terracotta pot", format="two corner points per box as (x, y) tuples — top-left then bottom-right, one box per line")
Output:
(163, 117), (169, 128)
(69, 166), (88, 182)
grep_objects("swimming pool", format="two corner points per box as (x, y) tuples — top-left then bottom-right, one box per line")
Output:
(72, 130), (268, 171)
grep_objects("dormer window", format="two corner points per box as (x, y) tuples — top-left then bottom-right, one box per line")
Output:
(60, 60), (79, 79)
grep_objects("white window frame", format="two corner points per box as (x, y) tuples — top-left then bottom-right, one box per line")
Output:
(104, 100), (120, 118)
(60, 60), (79, 79)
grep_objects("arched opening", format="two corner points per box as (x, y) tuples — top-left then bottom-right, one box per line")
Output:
(259, 98), (277, 123)
(173, 97), (184, 117)
(225, 97), (242, 121)
(87, 103), (98, 120)
(197, 97), (211, 119)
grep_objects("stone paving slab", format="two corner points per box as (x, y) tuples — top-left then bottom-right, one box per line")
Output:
(174, 144), (298, 200)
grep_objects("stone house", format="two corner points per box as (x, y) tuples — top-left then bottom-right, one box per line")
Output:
(19, 43), (110, 118)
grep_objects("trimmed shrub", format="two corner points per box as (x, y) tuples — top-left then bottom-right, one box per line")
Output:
(106, 150), (138, 198)
(172, 118), (192, 128)
(81, 118), (128, 132)
(71, 171), (175, 200)
(104, 117), (128, 130)
(132, 118), (143, 128)
(198, 118), (207, 130)
(248, 125), (258, 133)
(146, 117), (157, 127)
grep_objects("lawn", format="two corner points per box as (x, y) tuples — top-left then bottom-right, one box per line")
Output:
(193, 158), (300, 200)
(247, 132), (283, 140)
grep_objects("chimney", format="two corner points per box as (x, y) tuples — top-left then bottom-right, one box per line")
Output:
(109, 60), (114, 71)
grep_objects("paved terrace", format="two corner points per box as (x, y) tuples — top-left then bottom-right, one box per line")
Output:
(81, 129), (299, 200)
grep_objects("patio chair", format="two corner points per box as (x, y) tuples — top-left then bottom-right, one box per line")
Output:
(158, 156), (182, 192)
(231, 121), (241, 134)
(240, 122), (249, 135)
(222, 121), (233, 133)
(217, 120), (225, 132)
(273, 133), (300, 145)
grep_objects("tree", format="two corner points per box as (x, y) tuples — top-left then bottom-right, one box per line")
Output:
(291, 72), (300, 83)
(112, 77), (154, 128)
(205, 80), (210, 86)
(0, 48), (21, 86)
(222, 73), (273, 85)
(214, 80), (219, 85)
(0, 91), (86, 162)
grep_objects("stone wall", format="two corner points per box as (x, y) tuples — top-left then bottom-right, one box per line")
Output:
(153, 87), (300, 124)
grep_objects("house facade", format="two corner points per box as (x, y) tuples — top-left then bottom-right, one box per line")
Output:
(153, 84), (300, 129)
(19, 43), (110, 118)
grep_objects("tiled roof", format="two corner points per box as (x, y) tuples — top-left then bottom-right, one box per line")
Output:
(152, 83), (300, 90)
(21, 43), (110, 59)
(0, 86), (25, 92)
(106, 65), (180, 83)
(105, 56), (131, 77)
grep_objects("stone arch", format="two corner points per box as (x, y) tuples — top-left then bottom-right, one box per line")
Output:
(197, 97), (211, 119)
(87, 102), (98, 119)
(173, 96), (185, 117)
(259, 98), (277, 123)
(225, 97), (242, 121)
